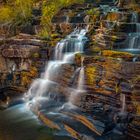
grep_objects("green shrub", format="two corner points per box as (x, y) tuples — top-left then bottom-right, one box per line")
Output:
(0, 0), (33, 26)
(40, 0), (84, 37)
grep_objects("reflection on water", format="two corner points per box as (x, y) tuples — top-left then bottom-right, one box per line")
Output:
(0, 104), (71, 140)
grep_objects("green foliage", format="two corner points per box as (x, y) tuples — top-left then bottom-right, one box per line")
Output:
(86, 8), (100, 15)
(0, 6), (14, 24)
(0, 0), (33, 26)
(14, 0), (33, 24)
(0, 0), (84, 36)
(38, 27), (50, 40)
(86, 66), (96, 85)
(40, 0), (84, 37)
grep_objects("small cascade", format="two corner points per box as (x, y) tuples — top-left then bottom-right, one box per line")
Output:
(77, 67), (85, 91)
(77, 57), (85, 91)
(120, 94), (126, 113)
(54, 40), (67, 60)
(66, 15), (69, 23)
(54, 30), (88, 60)
(44, 61), (63, 80)
(68, 61), (85, 106)
(69, 67), (81, 86)
(131, 12), (138, 23)
(125, 11), (140, 49)
(136, 23), (140, 33)
(67, 67), (85, 108)
(128, 36), (137, 49)
(63, 53), (75, 63)
(127, 33), (140, 49)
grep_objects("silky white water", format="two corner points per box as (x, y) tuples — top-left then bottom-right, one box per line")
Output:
(77, 57), (85, 91)
(25, 27), (88, 108)
(128, 33), (140, 49)
(131, 12), (138, 23)
(120, 94), (126, 113)
(136, 23), (140, 33)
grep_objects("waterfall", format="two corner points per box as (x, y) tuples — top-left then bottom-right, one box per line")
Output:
(54, 29), (87, 60)
(133, 56), (138, 62)
(66, 15), (69, 23)
(131, 12), (138, 23)
(77, 67), (85, 91)
(25, 27), (88, 110)
(136, 23), (140, 33)
(67, 66), (85, 108)
(44, 61), (64, 80)
(128, 36), (137, 49)
(69, 67), (81, 86)
(54, 40), (67, 60)
(120, 94), (126, 113)
(77, 57), (85, 91)
(63, 53), (75, 63)
(127, 12), (140, 49)
(68, 58), (85, 107)
(128, 33), (140, 49)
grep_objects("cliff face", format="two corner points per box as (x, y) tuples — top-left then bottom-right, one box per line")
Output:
(81, 52), (139, 116)
(0, 0), (140, 139)
(0, 34), (49, 88)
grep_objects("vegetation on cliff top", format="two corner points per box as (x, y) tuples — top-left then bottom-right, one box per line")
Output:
(0, 0), (84, 37)
(0, 0), (33, 25)
(40, 0), (84, 38)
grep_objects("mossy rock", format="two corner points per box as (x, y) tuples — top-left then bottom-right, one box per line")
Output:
(86, 8), (100, 15)
(86, 65), (96, 85)
(102, 50), (133, 58)
(90, 46), (101, 53)
(50, 34), (61, 39)
(32, 52), (40, 58)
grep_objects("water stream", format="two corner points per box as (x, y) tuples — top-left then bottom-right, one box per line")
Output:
(77, 57), (85, 91)
(25, 27), (88, 116)
(127, 33), (140, 49)
(120, 94), (126, 113)
(127, 12), (140, 49)
(136, 23), (140, 32)
(131, 12), (138, 23)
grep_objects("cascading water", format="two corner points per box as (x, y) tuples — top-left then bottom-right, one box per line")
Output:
(131, 12), (138, 23)
(25, 27), (88, 110)
(54, 40), (67, 60)
(24, 26), (105, 138)
(77, 67), (85, 91)
(127, 33), (140, 49)
(54, 31), (86, 60)
(67, 57), (85, 109)
(126, 12), (140, 49)
(120, 94), (126, 113)
(63, 53), (75, 63)
(77, 57), (85, 91)
(136, 23), (140, 33)
(120, 12), (139, 50)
